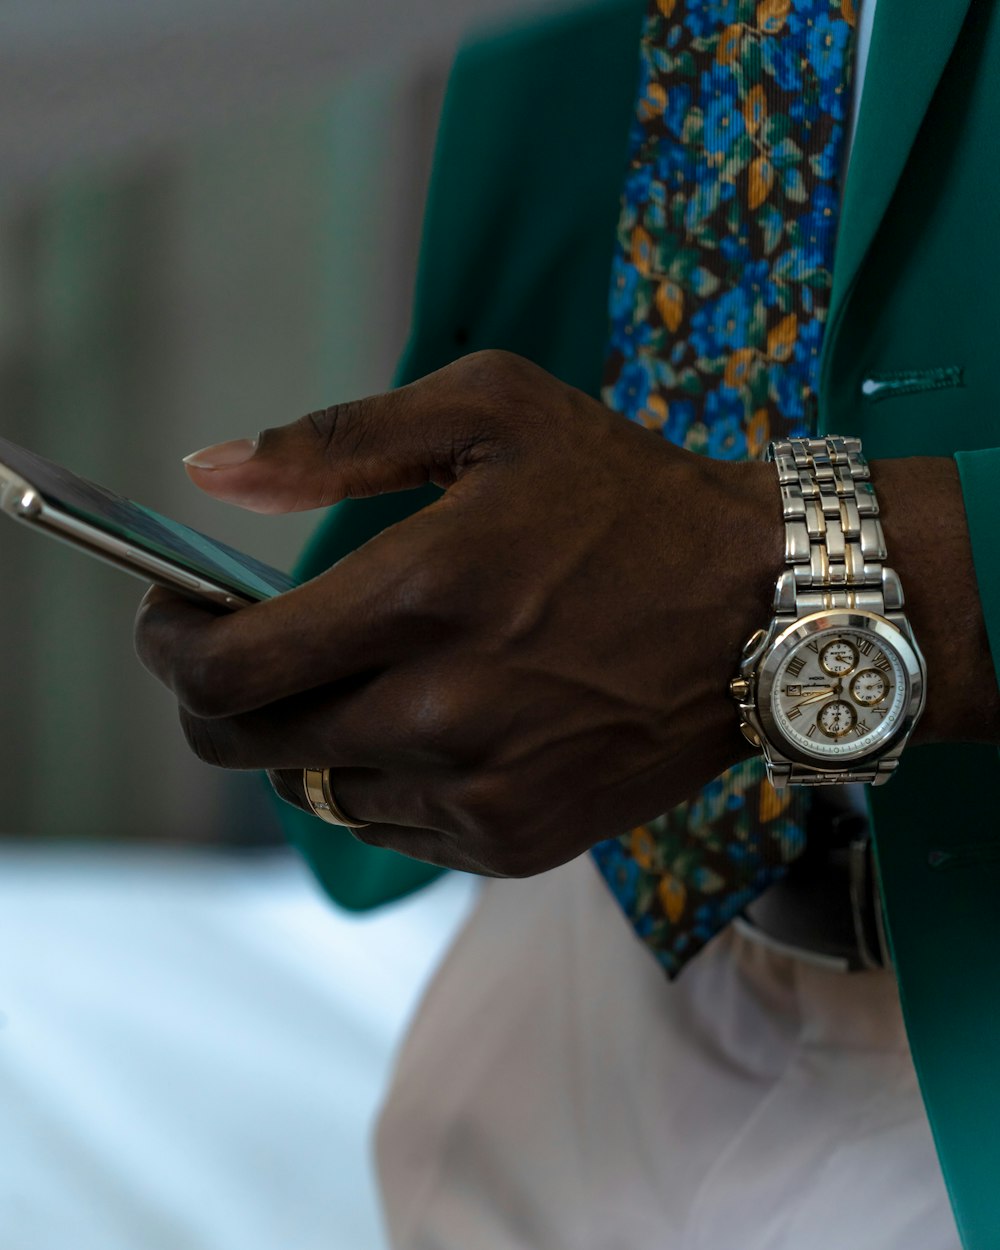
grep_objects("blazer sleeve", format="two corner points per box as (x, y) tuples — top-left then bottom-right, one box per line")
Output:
(954, 448), (1000, 695)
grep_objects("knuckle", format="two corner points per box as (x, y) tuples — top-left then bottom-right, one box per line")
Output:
(405, 684), (480, 763)
(132, 611), (155, 673)
(452, 772), (507, 837)
(450, 773), (542, 877)
(268, 769), (308, 812)
(297, 397), (375, 461)
(172, 646), (233, 720)
(450, 350), (519, 412)
(492, 819), (545, 878)
(447, 350), (552, 444)
(451, 348), (529, 390)
(409, 694), (462, 759)
(349, 823), (385, 848)
(300, 406), (337, 451)
(495, 841), (542, 879)
(132, 591), (246, 720)
(132, 591), (193, 686)
(385, 560), (463, 633)
(178, 709), (227, 769)
(387, 529), (500, 636)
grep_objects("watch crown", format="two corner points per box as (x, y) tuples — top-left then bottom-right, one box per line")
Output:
(729, 677), (750, 700)
(739, 721), (762, 748)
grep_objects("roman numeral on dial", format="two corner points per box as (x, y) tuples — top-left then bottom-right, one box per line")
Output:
(787, 656), (807, 677)
(873, 653), (892, 673)
(856, 638), (874, 656)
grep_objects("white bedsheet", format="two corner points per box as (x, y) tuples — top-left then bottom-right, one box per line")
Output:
(0, 841), (477, 1250)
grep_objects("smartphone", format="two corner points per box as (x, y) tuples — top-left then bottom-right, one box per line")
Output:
(0, 434), (299, 610)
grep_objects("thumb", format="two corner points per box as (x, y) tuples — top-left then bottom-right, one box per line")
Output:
(181, 384), (478, 515)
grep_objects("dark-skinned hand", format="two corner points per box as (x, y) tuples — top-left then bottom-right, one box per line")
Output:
(134, 349), (793, 878)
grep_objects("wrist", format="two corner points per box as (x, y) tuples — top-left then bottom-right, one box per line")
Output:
(708, 457), (784, 764)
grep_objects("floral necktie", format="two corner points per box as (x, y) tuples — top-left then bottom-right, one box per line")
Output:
(592, 0), (859, 977)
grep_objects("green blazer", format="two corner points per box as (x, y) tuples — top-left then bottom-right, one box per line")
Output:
(277, 1), (1000, 1242)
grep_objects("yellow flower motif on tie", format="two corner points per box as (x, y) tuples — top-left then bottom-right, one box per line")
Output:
(757, 0), (792, 34)
(767, 312), (798, 362)
(747, 408), (770, 458)
(639, 82), (668, 124)
(759, 780), (793, 824)
(658, 874), (687, 924)
(748, 155), (774, 209)
(655, 278), (684, 333)
(656, 0), (677, 16)
(631, 824), (659, 871)
(724, 347), (755, 389)
(638, 392), (669, 432)
(631, 225), (655, 275)
(743, 85), (767, 137)
(717, 25), (743, 66)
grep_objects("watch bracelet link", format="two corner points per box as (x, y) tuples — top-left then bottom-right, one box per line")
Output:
(779, 760), (899, 785)
(766, 435), (903, 619)
(763, 435), (901, 788)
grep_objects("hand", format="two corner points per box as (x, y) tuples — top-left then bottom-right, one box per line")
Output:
(134, 350), (780, 877)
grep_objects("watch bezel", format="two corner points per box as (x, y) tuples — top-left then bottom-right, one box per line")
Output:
(754, 610), (926, 769)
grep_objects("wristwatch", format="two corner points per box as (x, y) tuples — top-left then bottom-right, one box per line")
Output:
(730, 435), (927, 789)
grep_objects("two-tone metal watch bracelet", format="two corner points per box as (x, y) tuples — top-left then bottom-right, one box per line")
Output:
(769, 435), (898, 618)
(759, 434), (904, 785)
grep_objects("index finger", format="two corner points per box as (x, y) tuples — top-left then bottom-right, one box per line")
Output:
(133, 506), (455, 719)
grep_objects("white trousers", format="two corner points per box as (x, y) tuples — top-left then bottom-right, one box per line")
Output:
(375, 853), (961, 1250)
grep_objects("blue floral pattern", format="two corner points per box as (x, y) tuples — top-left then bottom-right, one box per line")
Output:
(593, 0), (858, 978)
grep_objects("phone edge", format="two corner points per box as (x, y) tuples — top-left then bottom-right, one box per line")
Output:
(0, 472), (257, 611)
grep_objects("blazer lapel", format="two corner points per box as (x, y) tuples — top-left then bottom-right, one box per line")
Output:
(826, 0), (974, 336)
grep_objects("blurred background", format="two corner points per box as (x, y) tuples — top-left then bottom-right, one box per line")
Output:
(0, 0), (564, 1245)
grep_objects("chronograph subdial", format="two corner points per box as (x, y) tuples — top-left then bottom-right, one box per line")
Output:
(850, 668), (889, 707)
(819, 639), (858, 677)
(816, 699), (857, 739)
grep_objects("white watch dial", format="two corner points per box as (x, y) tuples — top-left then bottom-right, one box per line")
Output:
(770, 627), (908, 760)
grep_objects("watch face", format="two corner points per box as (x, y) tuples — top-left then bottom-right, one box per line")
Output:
(758, 613), (923, 765)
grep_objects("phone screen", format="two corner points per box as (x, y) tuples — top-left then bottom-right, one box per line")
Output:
(0, 435), (298, 601)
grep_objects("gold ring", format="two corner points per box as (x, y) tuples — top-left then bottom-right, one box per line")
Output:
(302, 767), (371, 829)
